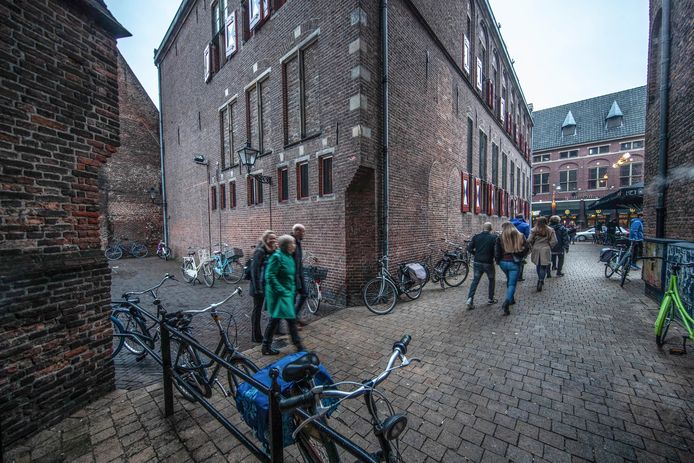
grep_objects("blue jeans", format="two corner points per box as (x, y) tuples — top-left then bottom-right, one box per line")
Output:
(467, 262), (495, 301)
(499, 260), (520, 303)
(536, 264), (550, 281)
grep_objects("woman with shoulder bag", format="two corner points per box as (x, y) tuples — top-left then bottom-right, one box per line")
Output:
(528, 217), (558, 292)
(495, 222), (530, 316)
(249, 230), (277, 343)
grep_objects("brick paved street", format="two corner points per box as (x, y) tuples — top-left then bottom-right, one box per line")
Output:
(5, 243), (694, 462)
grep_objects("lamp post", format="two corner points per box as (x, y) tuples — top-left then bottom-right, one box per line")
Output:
(551, 184), (561, 215)
(237, 142), (273, 229)
(193, 154), (212, 253)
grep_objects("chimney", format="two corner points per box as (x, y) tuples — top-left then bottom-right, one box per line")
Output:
(528, 103), (534, 113)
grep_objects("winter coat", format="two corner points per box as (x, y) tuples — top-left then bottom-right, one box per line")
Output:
(467, 231), (498, 264)
(629, 218), (644, 241)
(264, 249), (296, 319)
(494, 236), (530, 264)
(511, 218), (531, 238)
(528, 228), (558, 266)
(249, 245), (273, 297)
(549, 224), (570, 255)
(291, 234), (305, 294)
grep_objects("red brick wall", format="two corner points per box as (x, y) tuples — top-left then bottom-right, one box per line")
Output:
(0, 0), (121, 446)
(643, 0), (694, 241)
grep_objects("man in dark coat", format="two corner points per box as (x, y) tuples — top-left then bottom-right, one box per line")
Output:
(249, 231), (277, 342)
(291, 224), (307, 325)
(465, 222), (498, 310)
(549, 215), (570, 276)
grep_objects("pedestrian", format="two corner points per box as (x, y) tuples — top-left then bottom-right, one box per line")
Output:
(528, 216), (557, 292)
(549, 216), (570, 276)
(290, 224), (308, 326)
(248, 230), (277, 343)
(465, 222), (498, 310)
(568, 221), (577, 244)
(262, 234), (305, 355)
(494, 222), (530, 316)
(593, 221), (602, 244)
(510, 214), (530, 281)
(629, 213), (644, 270)
(606, 218), (617, 246)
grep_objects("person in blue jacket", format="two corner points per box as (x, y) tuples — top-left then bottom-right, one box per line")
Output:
(511, 214), (530, 280)
(629, 213), (644, 269)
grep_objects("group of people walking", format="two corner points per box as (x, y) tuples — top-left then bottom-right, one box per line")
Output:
(465, 214), (571, 315)
(247, 224), (307, 355)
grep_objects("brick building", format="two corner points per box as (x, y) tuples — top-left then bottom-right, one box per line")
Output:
(99, 51), (163, 251)
(156, 0), (533, 304)
(531, 87), (646, 228)
(643, 0), (694, 241)
(0, 0), (128, 447)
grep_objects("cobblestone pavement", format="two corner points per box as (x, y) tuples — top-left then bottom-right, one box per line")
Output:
(6, 244), (694, 462)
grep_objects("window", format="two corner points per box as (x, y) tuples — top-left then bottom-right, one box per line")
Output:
(296, 161), (309, 199)
(219, 183), (227, 209)
(588, 167), (608, 189)
(478, 130), (487, 180)
(533, 153), (550, 163)
(246, 77), (271, 154)
(211, 186), (217, 210)
(475, 57), (483, 91)
(248, 0), (270, 31)
(501, 153), (507, 189)
(620, 162), (643, 186)
(533, 172), (549, 194)
(283, 39), (320, 145)
(219, 102), (238, 169)
(246, 176), (263, 205)
(463, 35), (470, 73)
(632, 140), (644, 149)
(229, 181), (236, 208)
(561, 125), (576, 137)
(224, 10), (237, 58)
(208, 0), (235, 77)
(619, 142), (632, 151)
(588, 145), (610, 155)
(559, 150), (578, 159)
(277, 167), (288, 202)
(466, 117), (474, 172)
(559, 169), (577, 191)
(319, 155), (333, 196)
(510, 160), (515, 195)
(516, 166), (521, 196)
(491, 143), (498, 185)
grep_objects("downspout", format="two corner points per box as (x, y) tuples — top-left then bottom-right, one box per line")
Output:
(156, 62), (169, 245)
(381, 0), (389, 257)
(655, 0), (670, 238)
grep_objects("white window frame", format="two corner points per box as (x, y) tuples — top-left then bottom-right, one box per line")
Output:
(204, 43), (211, 82)
(463, 36), (470, 74)
(225, 11), (237, 57)
(500, 97), (505, 122)
(249, 0), (261, 29)
(476, 57), (482, 91)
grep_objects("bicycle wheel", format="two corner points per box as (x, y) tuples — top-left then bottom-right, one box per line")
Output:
(305, 281), (321, 314)
(181, 259), (195, 283)
(444, 259), (469, 287)
(170, 340), (211, 401)
(295, 417), (340, 463)
(604, 257), (617, 278)
(131, 243), (148, 258)
(105, 246), (123, 261)
(202, 261), (215, 287)
(110, 316), (125, 359)
(158, 245), (171, 260)
(654, 295), (674, 346)
(363, 277), (398, 315)
(225, 356), (259, 399)
(400, 270), (423, 301)
(111, 307), (146, 355)
(221, 260), (244, 283)
(620, 263), (630, 287)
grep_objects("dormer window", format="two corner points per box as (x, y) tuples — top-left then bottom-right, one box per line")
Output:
(605, 100), (623, 129)
(561, 110), (576, 137)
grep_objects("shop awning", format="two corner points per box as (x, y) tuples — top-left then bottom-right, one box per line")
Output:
(586, 183), (643, 211)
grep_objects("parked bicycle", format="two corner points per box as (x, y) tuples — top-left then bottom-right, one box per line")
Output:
(157, 240), (172, 260)
(602, 239), (634, 287)
(105, 236), (148, 260)
(210, 243), (245, 284)
(277, 335), (419, 462)
(303, 252), (324, 315)
(163, 287), (259, 400)
(419, 242), (469, 290)
(362, 256), (425, 315)
(652, 260), (694, 349)
(181, 248), (215, 287)
(111, 274), (176, 359)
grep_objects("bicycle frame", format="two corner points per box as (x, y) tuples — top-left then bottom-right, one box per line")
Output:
(657, 266), (694, 340)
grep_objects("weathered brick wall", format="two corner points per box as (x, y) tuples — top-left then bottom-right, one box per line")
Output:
(644, 0), (694, 241)
(0, 0), (121, 446)
(99, 52), (162, 250)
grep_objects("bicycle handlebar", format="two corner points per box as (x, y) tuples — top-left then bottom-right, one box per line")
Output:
(180, 287), (243, 315)
(123, 273), (176, 299)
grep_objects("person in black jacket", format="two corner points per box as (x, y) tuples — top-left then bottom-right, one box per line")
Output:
(249, 230), (277, 342)
(291, 224), (307, 325)
(549, 216), (569, 277)
(465, 222), (498, 310)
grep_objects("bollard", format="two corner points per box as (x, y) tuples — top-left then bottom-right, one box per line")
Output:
(268, 367), (283, 462)
(160, 319), (174, 417)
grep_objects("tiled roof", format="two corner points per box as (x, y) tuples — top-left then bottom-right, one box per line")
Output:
(532, 86), (646, 152)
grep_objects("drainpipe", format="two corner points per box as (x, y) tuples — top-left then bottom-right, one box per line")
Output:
(381, 0), (389, 257)
(156, 62), (169, 245)
(655, 0), (670, 238)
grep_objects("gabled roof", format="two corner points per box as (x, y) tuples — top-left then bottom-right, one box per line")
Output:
(532, 86), (646, 151)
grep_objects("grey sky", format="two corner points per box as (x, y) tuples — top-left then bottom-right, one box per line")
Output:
(107, 0), (649, 111)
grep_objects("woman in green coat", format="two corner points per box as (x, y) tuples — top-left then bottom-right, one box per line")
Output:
(262, 234), (305, 355)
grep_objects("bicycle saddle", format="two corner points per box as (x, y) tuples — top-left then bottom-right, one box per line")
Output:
(282, 352), (320, 382)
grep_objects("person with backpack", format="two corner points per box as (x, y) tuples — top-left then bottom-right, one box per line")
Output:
(511, 214), (530, 281)
(494, 222), (530, 316)
(248, 230), (277, 343)
(549, 215), (570, 277)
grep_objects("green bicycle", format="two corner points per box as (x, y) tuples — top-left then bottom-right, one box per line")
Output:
(653, 261), (694, 347)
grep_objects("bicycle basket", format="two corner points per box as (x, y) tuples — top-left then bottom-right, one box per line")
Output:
(197, 248), (210, 262)
(599, 248), (615, 263)
(235, 352), (336, 448)
(405, 263), (427, 283)
(304, 265), (328, 281)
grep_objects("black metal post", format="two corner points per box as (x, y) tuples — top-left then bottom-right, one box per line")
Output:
(268, 368), (283, 462)
(160, 319), (174, 417)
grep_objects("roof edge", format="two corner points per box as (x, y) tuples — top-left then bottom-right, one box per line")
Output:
(76, 0), (131, 38)
(154, 0), (194, 65)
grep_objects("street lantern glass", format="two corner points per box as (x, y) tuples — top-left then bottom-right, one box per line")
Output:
(237, 142), (261, 175)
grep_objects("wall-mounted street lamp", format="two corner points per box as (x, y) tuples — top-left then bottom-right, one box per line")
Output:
(237, 142), (273, 228)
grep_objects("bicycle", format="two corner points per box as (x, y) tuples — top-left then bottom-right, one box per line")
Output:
(105, 236), (148, 260)
(442, 239), (471, 287)
(362, 256), (425, 315)
(653, 260), (694, 349)
(419, 243), (468, 289)
(164, 287), (259, 400)
(603, 239), (633, 287)
(211, 242), (245, 284)
(277, 335), (419, 462)
(303, 252), (324, 315)
(156, 240), (172, 260)
(111, 274), (176, 359)
(181, 247), (215, 287)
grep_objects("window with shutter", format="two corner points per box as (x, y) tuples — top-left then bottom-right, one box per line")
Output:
(204, 44), (211, 82)
(319, 156), (333, 196)
(461, 173), (470, 212)
(463, 36), (470, 73)
(225, 11), (237, 57)
(296, 162), (309, 199)
(476, 57), (482, 91)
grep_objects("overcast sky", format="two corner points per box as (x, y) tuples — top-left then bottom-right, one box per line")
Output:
(106, 0), (649, 111)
